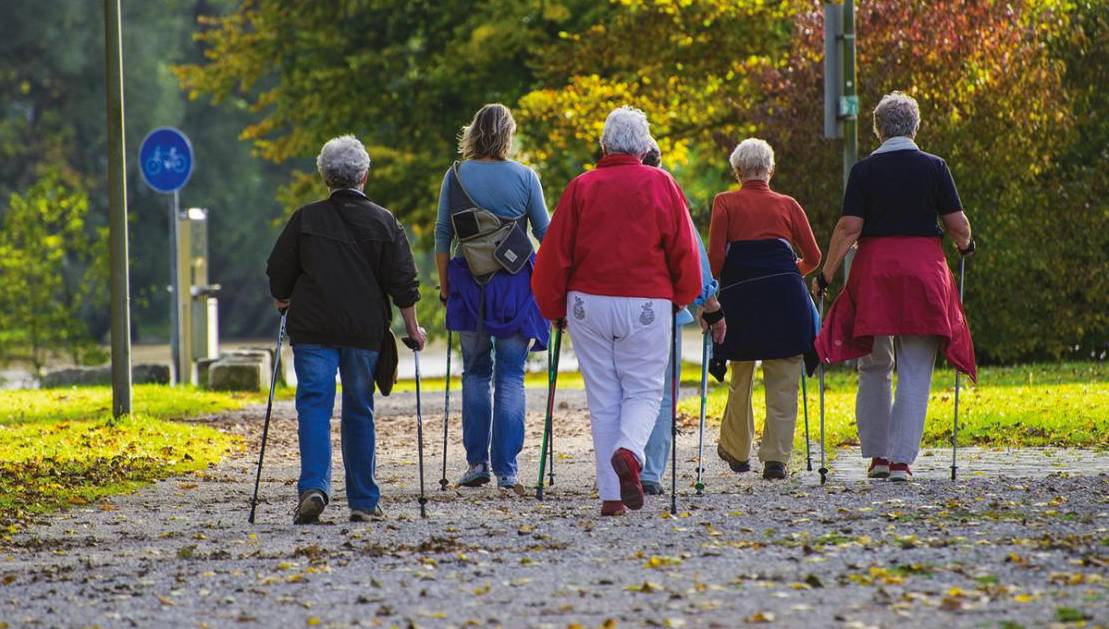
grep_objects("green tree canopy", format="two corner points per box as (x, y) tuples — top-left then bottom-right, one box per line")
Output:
(175, 0), (1105, 362)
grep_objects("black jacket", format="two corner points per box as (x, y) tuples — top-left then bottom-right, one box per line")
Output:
(267, 189), (420, 351)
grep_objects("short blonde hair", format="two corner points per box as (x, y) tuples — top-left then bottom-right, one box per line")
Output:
(459, 104), (516, 160)
(729, 138), (775, 181)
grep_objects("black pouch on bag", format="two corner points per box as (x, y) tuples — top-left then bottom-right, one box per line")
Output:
(493, 220), (532, 275)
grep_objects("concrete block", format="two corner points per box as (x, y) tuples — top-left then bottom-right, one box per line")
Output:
(208, 359), (266, 392)
(41, 363), (171, 388)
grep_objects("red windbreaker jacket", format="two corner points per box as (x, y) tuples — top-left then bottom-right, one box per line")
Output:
(532, 154), (703, 320)
(815, 236), (977, 382)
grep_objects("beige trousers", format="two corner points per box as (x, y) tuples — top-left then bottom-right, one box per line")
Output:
(718, 355), (803, 464)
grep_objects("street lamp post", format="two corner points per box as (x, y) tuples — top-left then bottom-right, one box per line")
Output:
(104, 0), (133, 418)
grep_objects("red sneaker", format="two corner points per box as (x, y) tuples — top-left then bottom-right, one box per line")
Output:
(889, 462), (912, 482)
(868, 457), (891, 479)
(610, 448), (644, 510)
(601, 500), (626, 516)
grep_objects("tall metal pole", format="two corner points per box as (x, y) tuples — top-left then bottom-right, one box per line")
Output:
(841, 0), (858, 188)
(841, 0), (859, 279)
(169, 191), (180, 385)
(104, 0), (132, 417)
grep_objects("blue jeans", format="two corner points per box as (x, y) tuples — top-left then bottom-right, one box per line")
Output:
(643, 330), (683, 483)
(459, 332), (530, 478)
(293, 344), (380, 511)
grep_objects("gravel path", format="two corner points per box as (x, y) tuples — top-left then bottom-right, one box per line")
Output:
(1, 388), (1106, 628)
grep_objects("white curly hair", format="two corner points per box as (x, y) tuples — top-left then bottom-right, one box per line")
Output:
(317, 135), (371, 189)
(729, 138), (775, 181)
(873, 91), (921, 140)
(600, 106), (653, 157)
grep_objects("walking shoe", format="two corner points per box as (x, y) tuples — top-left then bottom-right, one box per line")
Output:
(762, 461), (787, 480)
(889, 463), (913, 482)
(293, 489), (327, 525)
(497, 475), (528, 496)
(868, 457), (891, 479)
(610, 448), (644, 510)
(457, 463), (491, 487)
(601, 500), (627, 516)
(350, 505), (385, 522)
(717, 445), (751, 473)
(641, 480), (665, 495)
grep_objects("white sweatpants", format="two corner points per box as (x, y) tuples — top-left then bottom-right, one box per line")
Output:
(567, 291), (672, 501)
(856, 335), (940, 464)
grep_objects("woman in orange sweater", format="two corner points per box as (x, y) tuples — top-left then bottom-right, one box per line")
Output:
(708, 138), (821, 480)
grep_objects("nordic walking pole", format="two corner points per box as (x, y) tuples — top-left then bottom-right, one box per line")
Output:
(535, 324), (562, 500)
(695, 331), (710, 496)
(440, 330), (452, 491)
(403, 337), (428, 518)
(801, 369), (812, 472)
(670, 314), (679, 515)
(248, 310), (287, 524)
(546, 339), (555, 486)
(818, 293), (828, 486)
(951, 241), (974, 480)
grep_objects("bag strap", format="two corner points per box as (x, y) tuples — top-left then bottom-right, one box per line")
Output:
(449, 161), (480, 212)
(449, 161), (527, 223)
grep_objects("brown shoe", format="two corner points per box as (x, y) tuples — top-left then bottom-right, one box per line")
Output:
(717, 445), (751, 473)
(601, 500), (626, 516)
(762, 461), (787, 480)
(293, 489), (327, 525)
(610, 448), (644, 510)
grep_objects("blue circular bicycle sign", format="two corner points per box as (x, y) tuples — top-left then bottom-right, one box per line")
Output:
(139, 127), (194, 193)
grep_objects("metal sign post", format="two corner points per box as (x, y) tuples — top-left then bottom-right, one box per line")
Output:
(139, 127), (194, 385)
(824, 1), (859, 278)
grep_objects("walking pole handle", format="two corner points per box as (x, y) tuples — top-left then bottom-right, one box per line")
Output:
(402, 337), (421, 351)
(957, 239), (976, 258)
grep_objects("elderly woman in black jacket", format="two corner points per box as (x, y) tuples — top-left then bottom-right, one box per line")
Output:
(268, 134), (426, 524)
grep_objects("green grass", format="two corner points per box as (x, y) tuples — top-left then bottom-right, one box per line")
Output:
(0, 384), (260, 532)
(391, 361), (707, 394)
(0, 384), (275, 425)
(677, 362), (1107, 453)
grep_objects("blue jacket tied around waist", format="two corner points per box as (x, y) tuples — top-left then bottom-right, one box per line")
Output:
(714, 239), (818, 362)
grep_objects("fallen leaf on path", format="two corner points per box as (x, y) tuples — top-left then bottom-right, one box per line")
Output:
(625, 581), (662, 593)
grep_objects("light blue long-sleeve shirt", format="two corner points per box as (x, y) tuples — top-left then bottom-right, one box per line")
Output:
(434, 160), (549, 254)
(676, 231), (718, 325)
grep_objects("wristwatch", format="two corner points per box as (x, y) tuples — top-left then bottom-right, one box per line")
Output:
(702, 308), (724, 325)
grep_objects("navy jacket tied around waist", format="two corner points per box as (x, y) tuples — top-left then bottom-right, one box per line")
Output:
(714, 238), (816, 362)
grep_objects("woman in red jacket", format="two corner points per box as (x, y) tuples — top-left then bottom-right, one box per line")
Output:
(532, 107), (702, 516)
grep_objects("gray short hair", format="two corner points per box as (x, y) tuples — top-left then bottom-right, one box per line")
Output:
(317, 135), (371, 189)
(729, 138), (775, 181)
(600, 106), (653, 157)
(873, 91), (921, 140)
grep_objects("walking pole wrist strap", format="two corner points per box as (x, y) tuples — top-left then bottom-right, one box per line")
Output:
(702, 308), (724, 326)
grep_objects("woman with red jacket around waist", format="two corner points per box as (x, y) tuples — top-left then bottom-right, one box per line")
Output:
(532, 106), (702, 516)
(812, 91), (976, 483)
(708, 138), (822, 481)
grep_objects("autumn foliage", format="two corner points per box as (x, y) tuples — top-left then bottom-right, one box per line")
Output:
(175, 0), (1106, 363)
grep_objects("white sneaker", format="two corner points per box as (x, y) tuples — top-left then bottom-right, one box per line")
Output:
(888, 463), (913, 482)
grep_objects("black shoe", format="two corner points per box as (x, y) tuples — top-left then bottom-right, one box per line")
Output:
(717, 445), (751, 473)
(762, 461), (787, 480)
(293, 489), (327, 524)
(642, 481), (665, 495)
